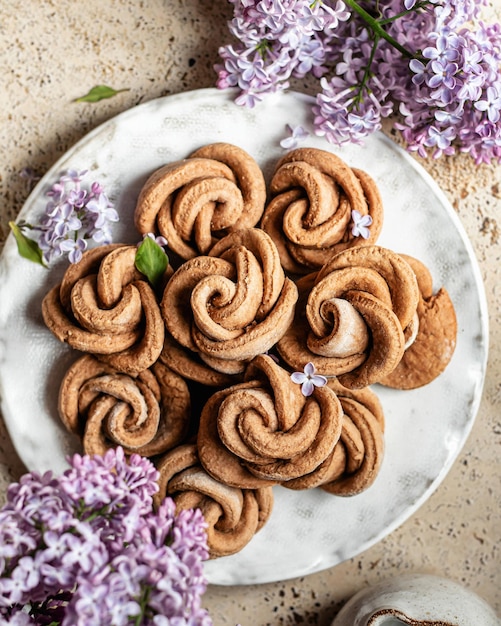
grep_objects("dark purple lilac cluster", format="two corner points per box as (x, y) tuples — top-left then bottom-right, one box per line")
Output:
(216, 0), (501, 163)
(0, 448), (212, 625)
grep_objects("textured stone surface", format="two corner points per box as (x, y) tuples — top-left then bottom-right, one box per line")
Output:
(1, 1), (500, 624)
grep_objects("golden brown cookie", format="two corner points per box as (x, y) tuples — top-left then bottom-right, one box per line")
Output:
(58, 354), (191, 457)
(197, 380), (276, 490)
(261, 147), (383, 274)
(42, 244), (166, 375)
(134, 143), (266, 260)
(160, 228), (298, 376)
(154, 443), (273, 558)
(277, 245), (420, 388)
(283, 381), (385, 492)
(158, 334), (237, 387)
(380, 254), (457, 389)
(320, 394), (385, 496)
(197, 355), (343, 488)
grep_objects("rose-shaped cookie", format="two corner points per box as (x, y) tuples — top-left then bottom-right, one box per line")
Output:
(283, 381), (385, 494)
(58, 354), (191, 457)
(134, 143), (266, 260)
(158, 334), (237, 387)
(277, 245), (420, 388)
(42, 244), (166, 376)
(197, 354), (343, 488)
(154, 443), (273, 558)
(322, 380), (385, 496)
(160, 228), (298, 377)
(261, 147), (383, 274)
(380, 254), (457, 389)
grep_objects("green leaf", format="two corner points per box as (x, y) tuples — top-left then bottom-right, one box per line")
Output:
(74, 85), (130, 103)
(135, 237), (169, 289)
(9, 221), (46, 267)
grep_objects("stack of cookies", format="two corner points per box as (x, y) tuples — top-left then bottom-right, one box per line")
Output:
(41, 143), (457, 558)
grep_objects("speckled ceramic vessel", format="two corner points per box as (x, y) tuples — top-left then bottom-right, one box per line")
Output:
(331, 574), (501, 625)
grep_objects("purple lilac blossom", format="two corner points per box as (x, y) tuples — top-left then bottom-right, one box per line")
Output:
(291, 362), (327, 397)
(58, 237), (87, 264)
(142, 232), (169, 248)
(18, 167), (41, 191)
(23, 169), (119, 265)
(280, 123), (310, 148)
(217, 0), (501, 163)
(0, 448), (212, 625)
(216, 0), (350, 106)
(351, 209), (372, 238)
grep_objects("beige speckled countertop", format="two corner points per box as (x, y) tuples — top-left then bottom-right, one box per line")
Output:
(1, 2), (500, 624)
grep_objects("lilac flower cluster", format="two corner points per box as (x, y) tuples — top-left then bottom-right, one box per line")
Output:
(0, 448), (212, 626)
(21, 169), (119, 265)
(216, 0), (350, 107)
(217, 0), (501, 163)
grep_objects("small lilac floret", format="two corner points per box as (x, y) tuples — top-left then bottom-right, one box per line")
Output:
(59, 237), (87, 264)
(280, 124), (309, 149)
(84, 192), (118, 228)
(60, 169), (88, 185)
(475, 85), (501, 123)
(291, 362), (327, 397)
(351, 210), (373, 239)
(142, 232), (169, 248)
(2, 609), (33, 625)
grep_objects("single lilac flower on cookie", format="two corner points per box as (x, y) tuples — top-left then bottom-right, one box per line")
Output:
(351, 209), (373, 239)
(280, 124), (310, 149)
(291, 362), (327, 397)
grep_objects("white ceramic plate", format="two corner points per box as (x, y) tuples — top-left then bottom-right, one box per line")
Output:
(0, 88), (488, 586)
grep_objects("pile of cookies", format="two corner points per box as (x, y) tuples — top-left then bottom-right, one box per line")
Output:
(41, 143), (457, 558)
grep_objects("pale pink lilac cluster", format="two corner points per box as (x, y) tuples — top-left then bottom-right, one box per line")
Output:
(216, 0), (501, 163)
(20, 169), (119, 265)
(0, 448), (212, 626)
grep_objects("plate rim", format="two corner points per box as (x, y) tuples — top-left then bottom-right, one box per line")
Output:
(0, 87), (490, 586)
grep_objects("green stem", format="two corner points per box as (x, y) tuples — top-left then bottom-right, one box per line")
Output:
(351, 35), (380, 108)
(379, 1), (431, 25)
(255, 39), (271, 60)
(134, 586), (151, 626)
(343, 0), (415, 58)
